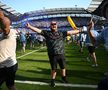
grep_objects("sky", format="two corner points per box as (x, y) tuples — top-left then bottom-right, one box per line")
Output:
(1, 0), (92, 14)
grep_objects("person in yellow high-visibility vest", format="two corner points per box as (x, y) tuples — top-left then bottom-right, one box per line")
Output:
(66, 35), (71, 45)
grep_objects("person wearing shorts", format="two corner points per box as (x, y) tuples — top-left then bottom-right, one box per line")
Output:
(26, 21), (83, 87)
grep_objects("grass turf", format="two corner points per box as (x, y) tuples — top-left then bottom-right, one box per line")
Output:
(1, 42), (108, 90)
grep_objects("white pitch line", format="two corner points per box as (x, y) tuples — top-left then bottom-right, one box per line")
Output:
(16, 47), (98, 88)
(15, 80), (97, 88)
(17, 47), (45, 59)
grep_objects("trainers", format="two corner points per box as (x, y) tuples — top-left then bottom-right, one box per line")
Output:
(50, 79), (55, 87)
(61, 76), (68, 83)
(61, 79), (68, 83)
(86, 57), (90, 62)
(92, 64), (98, 67)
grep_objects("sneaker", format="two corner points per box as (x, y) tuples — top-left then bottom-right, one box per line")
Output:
(92, 64), (98, 67)
(61, 79), (68, 83)
(61, 76), (68, 83)
(50, 79), (55, 87)
(86, 57), (90, 62)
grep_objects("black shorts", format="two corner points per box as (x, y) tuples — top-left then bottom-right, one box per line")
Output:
(80, 41), (84, 48)
(48, 54), (66, 70)
(87, 46), (95, 54)
(0, 63), (18, 87)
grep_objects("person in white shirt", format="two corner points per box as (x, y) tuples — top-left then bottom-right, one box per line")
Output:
(0, 11), (18, 90)
(78, 33), (86, 53)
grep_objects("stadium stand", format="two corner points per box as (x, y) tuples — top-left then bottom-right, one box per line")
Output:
(12, 7), (101, 30)
(0, 0), (106, 31)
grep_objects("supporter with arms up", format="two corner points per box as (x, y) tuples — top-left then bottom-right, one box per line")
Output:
(26, 21), (82, 87)
(87, 1), (108, 90)
(88, 5), (108, 52)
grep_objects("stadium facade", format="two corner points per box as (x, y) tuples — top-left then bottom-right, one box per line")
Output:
(0, 0), (107, 31)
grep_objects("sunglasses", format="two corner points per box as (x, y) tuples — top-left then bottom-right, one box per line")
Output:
(51, 23), (57, 25)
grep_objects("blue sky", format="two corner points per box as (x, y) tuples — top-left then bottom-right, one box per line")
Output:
(1, 0), (92, 14)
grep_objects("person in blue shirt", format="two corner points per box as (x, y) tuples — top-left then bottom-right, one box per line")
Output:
(85, 28), (99, 67)
(29, 33), (36, 49)
(88, 1), (108, 90)
(19, 31), (26, 53)
(88, 4), (108, 52)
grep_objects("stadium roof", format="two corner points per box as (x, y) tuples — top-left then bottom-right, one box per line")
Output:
(0, 1), (21, 16)
(17, 7), (93, 21)
(0, 0), (104, 17)
(92, 0), (108, 17)
(87, 0), (103, 12)
(25, 8), (90, 17)
(0, 0), (106, 21)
